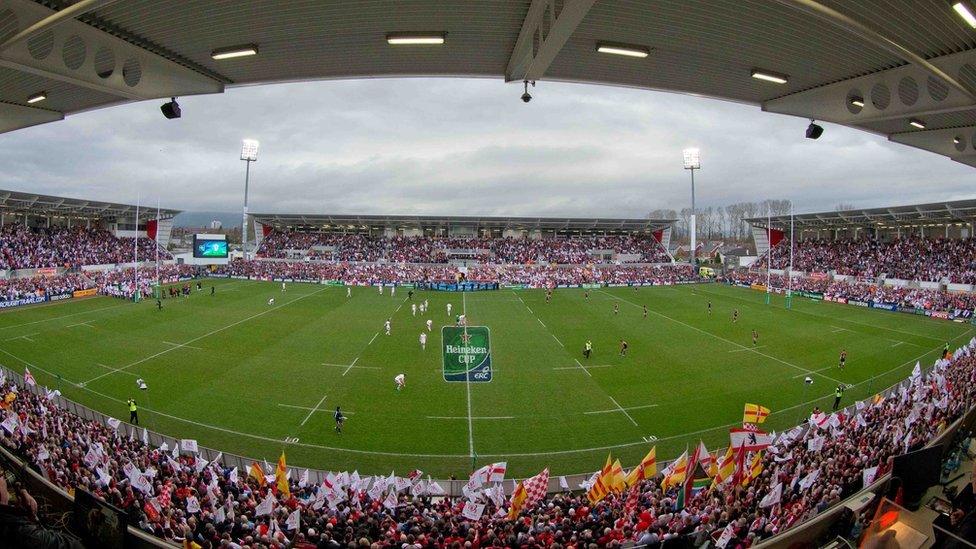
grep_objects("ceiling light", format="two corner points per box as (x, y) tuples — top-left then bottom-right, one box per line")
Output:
(850, 97), (865, 108)
(909, 118), (926, 129)
(27, 91), (46, 104)
(953, 2), (976, 28)
(596, 41), (650, 58)
(751, 69), (789, 85)
(953, 137), (962, 144)
(386, 33), (446, 45)
(211, 44), (259, 60)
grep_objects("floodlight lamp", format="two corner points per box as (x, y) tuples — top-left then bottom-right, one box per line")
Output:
(682, 148), (701, 169)
(241, 139), (260, 161)
(953, 2), (976, 28)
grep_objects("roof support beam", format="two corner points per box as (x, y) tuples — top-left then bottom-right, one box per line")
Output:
(773, 0), (976, 102)
(0, 0), (120, 52)
(506, 0), (596, 83)
(0, 101), (63, 132)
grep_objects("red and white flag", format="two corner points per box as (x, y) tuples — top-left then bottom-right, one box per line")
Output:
(523, 468), (550, 506)
(23, 368), (35, 387)
(729, 426), (772, 451)
(461, 501), (486, 520)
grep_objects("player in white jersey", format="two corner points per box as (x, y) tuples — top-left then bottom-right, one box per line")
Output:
(412, 303), (417, 316)
(281, 282), (286, 292)
(378, 285), (383, 295)
(346, 286), (352, 298)
(391, 286), (396, 297)
(419, 332), (427, 350)
(268, 297), (275, 306)
(385, 319), (391, 335)
(458, 314), (467, 327)
(426, 319), (433, 332)
(394, 373), (405, 391)
(447, 303), (452, 316)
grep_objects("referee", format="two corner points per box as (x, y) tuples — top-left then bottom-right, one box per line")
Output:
(334, 406), (344, 434)
(127, 398), (139, 425)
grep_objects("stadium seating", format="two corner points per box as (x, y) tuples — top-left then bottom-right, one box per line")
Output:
(2, 340), (973, 548)
(0, 225), (169, 270)
(256, 233), (671, 264)
(758, 236), (976, 284)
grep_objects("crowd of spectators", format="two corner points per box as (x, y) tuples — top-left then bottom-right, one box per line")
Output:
(759, 236), (976, 284)
(1, 337), (973, 548)
(728, 271), (976, 314)
(215, 260), (695, 287)
(90, 264), (198, 300)
(257, 233), (671, 265)
(0, 225), (169, 271)
(0, 273), (91, 302)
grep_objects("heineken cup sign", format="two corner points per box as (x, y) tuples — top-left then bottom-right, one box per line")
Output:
(442, 326), (492, 382)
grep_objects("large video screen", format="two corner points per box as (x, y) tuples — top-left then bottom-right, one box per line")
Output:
(193, 236), (228, 258)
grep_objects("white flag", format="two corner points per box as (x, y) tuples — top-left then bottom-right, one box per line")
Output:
(214, 505), (226, 523)
(298, 469), (309, 488)
(461, 501), (486, 520)
(426, 481), (446, 496)
(23, 368), (35, 386)
(383, 491), (397, 510)
(36, 446), (49, 461)
(132, 474), (154, 494)
(171, 443), (179, 458)
(911, 362), (921, 379)
(716, 523), (735, 549)
(285, 509), (300, 531)
(798, 469), (820, 491)
(254, 497), (273, 517)
(1, 414), (18, 434)
(181, 439), (198, 453)
(229, 467), (238, 484)
(186, 495), (201, 513)
(142, 428), (149, 445)
(807, 436), (824, 452)
(559, 476), (569, 490)
(862, 466), (878, 486)
(759, 482), (782, 508)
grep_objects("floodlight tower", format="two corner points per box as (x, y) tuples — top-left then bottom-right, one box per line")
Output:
(240, 139), (259, 260)
(682, 148), (701, 274)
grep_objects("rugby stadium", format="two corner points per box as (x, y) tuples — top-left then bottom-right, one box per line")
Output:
(0, 2), (975, 549)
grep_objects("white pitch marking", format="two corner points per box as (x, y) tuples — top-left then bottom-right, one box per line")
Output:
(299, 394), (329, 426)
(462, 291), (475, 460)
(278, 403), (355, 415)
(830, 326), (849, 333)
(162, 340), (202, 350)
(554, 364), (612, 371)
(5, 333), (38, 342)
(584, 403), (659, 415)
(94, 363), (140, 378)
(537, 318), (546, 328)
(66, 321), (95, 328)
(322, 362), (380, 370)
(368, 332), (379, 345)
(572, 358), (592, 377)
(551, 333), (564, 347)
(890, 340), (904, 348)
(341, 357), (360, 377)
(606, 395), (640, 427)
(729, 345), (766, 353)
(427, 416), (514, 420)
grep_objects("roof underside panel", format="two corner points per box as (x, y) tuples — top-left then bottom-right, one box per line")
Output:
(0, 65), (123, 113)
(745, 198), (976, 229)
(549, 0), (904, 103)
(90, 0), (530, 83)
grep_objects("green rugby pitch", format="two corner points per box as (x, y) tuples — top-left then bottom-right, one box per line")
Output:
(0, 278), (969, 477)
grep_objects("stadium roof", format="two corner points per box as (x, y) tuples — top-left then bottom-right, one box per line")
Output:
(250, 213), (673, 232)
(3, 1), (976, 167)
(0, 188), (180, 221)
(745, 198), (976, 230)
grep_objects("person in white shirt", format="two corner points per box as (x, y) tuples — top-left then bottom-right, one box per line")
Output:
(419, 332), (427, 350)
(394, 373), (405, 392)
(385, 319), (391, 335)
(426, 319), (433, 332)
(281, 282), (286, 292)
(391, 286), (396, 297)
(447, 303), (452, 316)
(378, 285), (383, 295)
(346, 286), (352, 298)
(412, 303), (417, 316)
(268, 297), (275, 306)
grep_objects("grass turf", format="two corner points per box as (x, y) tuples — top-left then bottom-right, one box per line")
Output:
(0, 278), (969, 478)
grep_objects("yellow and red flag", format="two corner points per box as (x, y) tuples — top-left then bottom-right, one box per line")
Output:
(743, 403), (771, 424)
(275, 452), (290, 498)
(508, 482), (527, 519)
(624, 446), (657, 487)
(248, 461), (266, 487)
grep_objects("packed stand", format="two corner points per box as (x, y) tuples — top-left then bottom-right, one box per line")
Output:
(0, 225), (170, 271)
(728, 271), (976, 314)
(0, 273), (92, 302)
(215, 260), (694, 287)
(1, 337), (974, 548)
(760, 236), (976, 284)
(256, 232), (671, 264)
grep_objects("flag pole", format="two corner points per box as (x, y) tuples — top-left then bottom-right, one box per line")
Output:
(134, 193), (140, 302)
(787, 200), (794, 309)
(155, 197), (160, 295)
(765, 202), (771, 305)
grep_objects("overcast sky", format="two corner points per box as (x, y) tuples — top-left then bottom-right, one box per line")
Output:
(1, 78), (973, 218)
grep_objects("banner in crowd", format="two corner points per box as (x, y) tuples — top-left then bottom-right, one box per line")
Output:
(0, 295), (46, 309)
(48, 292), (72, 302)
(72, 288), (98, 298)
(422, 282), (498, 292)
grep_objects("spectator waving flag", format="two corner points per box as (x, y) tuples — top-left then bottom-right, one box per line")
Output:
(522, 467), (550, 506)
(743, 403), (770, 424)
(275, 452), (290, 498)
(730, 425), (772, 451)
(507, 482), (527, 519)
(624, 446), (656, 487)
(23, 368), (35, 387)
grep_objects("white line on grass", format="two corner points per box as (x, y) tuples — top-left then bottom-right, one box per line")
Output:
(0, 300), (123, 324)
(368, 333), (378, 345)
(427, 416), (514, 420)
(551, 333), (564, 347)
(300, 394), (329, 426)
(554, 363), (611, 371)
(584, 403), (658, 415)
(81, 287), (327, 385)
(94, 363), (140, 378)
(161, 340), (202, 350)
(462, 291), (475, 460)
(606, 395), (639, 426)
(5, 333), (38, 342)
(278, 403), (355, 415)
(599, 290), (847, 385)
(341, 356), (361, 376)
(537, 318), (546, 328)
(66, 321), (95, 328)
(322, 362), (380, 370)
(572, 358), (592, 377)
(729, 345), (765, 353)
(830, 326), (849, 333)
